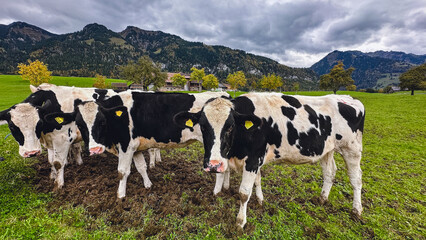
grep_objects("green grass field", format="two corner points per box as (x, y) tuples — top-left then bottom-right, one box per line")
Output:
(0, 75), (425, 239)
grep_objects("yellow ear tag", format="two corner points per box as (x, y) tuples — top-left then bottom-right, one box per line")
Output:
(55, 117), (64, 124)
(185, 119), (194, 128)
(115, 110), (123, 117)
(245, 120), (253, 129)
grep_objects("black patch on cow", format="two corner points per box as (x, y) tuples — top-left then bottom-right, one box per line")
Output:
(262, 117), (282, 148)
(281, 106), (296, 120)
(68, 128), (72, 137)
(286, 113), (332, 156)
(338, 102), (365, 133)
(219, 113), (235, 159)
(35, 121), (43, 139)
(286, 121), (299, 145)
(131, 92), (196, 144)
(8, 121), (25, 146)
(93, 106), (130, 152)
(304, 105), (319, 127)
(97, 95), (124, 107)
(24, 90), (64, 134)
(274, 149), (281, 158)
(93, 89), (108, 101)
(282, 95), (302, 108)
(75, 110), (90, 147)
(200, 112), (216, 169)
(233, 96), (255, 114)
(219, 97), (267, 173)
(336, 134), (342, 140)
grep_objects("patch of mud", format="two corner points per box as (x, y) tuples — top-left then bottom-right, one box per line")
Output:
(32, 150), (257, 237)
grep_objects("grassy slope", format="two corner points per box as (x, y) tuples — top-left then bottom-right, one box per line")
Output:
(0, 75), (425, 239)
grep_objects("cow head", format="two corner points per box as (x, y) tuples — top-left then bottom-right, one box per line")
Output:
(45, 101), (129, 156)
(0, 101), (52, 157)
(174, 97), (261, 173)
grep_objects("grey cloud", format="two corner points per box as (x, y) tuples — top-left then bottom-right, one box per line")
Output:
(0, 0), (425, 67)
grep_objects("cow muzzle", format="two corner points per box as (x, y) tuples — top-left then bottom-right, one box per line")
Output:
(204, 160), (225, 173)
(23, 150), (41, 158)
(89, 146), (105, 155)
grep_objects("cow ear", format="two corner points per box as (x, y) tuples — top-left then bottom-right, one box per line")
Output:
(44, 112), (75, 126)
(0, 109), (10, 125)
(37, 99), (52, 114)
(234, 112), (262, 131)
(30, 85), (38, 93)
(103, 106), (128, 119)
(173, 111), (201, 129)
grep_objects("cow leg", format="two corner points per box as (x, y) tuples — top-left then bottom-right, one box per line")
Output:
(47, 148), (57, 180)
(73, 143), (83, 165)
(214, 167), (231, 195)
(52, 146), (70, 191)
(154, 148), (161, 163)
(254, 170), (263, 205)
(148, 149), (156, 168)
(236, 170), (257, 229)
(223, 168), (230, 190)
(342, 150), (363, 217)
(320, 151), (337, 204)
(117, 151), (134, 199)
(213, 173), (225, 195)
(133, 152), (152, 189)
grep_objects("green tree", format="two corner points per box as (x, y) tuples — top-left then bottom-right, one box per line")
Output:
(171, 73), (188, 88)
(93, 74), (109, 89)
(120, 56), (167, 90)
(399, 63), (426, 95)
(18, 59), (52, 86)
(260, 73), (283, 92)
(202, 74), (219, 90)
(190, 67), (205, 92)
(319, 61), (355, 94)
(293, 82), (300, 93)
(226, 71), (247, 97)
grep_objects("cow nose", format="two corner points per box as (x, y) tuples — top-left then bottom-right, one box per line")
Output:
(89, 146), (104, 155)
(24, 150), (41, 158)
(204, 160), (225, 173)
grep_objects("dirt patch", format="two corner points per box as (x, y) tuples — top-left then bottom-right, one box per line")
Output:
(32, 150), (258, 237)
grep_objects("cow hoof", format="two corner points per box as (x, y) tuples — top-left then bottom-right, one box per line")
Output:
(213, 189), (221, 196)
(144, 181), (152, 189)
(257, 197), (263, 206)
(53, 182), (63, 192)
(351, 208), (362, 218)
(319, 196), (328, 205)
(236, 218), (246, 230)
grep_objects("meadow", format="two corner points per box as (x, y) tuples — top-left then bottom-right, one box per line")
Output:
(0, 75), (425, 239)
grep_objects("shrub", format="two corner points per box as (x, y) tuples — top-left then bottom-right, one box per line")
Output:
(93, 74), (109, 89)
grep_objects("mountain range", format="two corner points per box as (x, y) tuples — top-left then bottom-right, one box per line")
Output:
(1, 21), (425, 89)
(310, 50), (426, 89)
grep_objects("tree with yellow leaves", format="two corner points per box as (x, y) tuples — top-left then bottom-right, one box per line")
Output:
(226, 71), (246, 97)
(260, 73), (283, 92)
(202, 74), (219, 90)
(93, 74), (109, 89)
(18, 60), (52, 86)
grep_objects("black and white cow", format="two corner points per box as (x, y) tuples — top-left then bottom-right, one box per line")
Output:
(46, 91), (230, 198)
(174, 92), (365, 228)
(0, 84), (121, 189)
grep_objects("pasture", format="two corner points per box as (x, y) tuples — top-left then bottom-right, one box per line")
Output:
(0, 75), (425, 239)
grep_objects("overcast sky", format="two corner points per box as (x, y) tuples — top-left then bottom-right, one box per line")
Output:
(1, 0), (425, 67)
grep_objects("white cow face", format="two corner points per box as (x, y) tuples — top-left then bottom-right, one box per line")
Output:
(174, 97), (261, 173)
(0, 103), (43, 157)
